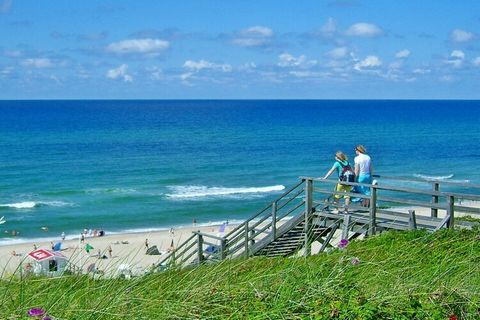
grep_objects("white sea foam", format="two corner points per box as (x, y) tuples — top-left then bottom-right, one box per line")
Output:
(413, 173), (454, 181)
(0, 200), (75, 209)
(165, 185), (285, 200)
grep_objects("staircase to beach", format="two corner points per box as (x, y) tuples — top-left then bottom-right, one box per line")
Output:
(156, 175), (480, 270)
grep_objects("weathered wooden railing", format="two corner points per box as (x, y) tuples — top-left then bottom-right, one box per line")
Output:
(310, 174), (480, 235)
(157, 175), (480, 270)
(157, 180), (307, 268)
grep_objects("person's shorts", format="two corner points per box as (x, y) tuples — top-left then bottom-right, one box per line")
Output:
(335, 183), (352, 200)
(356, 174), (372, 196)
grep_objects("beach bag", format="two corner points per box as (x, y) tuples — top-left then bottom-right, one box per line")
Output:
(339, 162), (356, 182)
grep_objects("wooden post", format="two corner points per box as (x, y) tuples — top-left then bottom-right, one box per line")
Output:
(250, 229), (256, 246)
(408, 210), (417, 230)
(244, 222), (249, 258)
(197, 234), (204, 265)
(342, 213), (351, 240)
(304, 178), (313, 256)
(272, 201), (277, 241)
(446, 195), (455, 229)
(368, 185), (377, 235)
(219, 238), (226, 260)
(431, 182), (439, 218)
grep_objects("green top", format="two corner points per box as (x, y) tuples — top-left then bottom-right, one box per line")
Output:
(333, 159), (349, 177)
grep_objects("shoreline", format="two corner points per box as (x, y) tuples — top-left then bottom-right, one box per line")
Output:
(0, 219), (244, 247)
(0, 222), (235, 277)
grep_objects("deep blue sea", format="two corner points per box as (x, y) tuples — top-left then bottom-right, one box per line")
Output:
(1, 100), (479, 245)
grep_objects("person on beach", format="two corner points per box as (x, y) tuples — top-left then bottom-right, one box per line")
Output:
(354, 145), (373, 207)
(108, 245), (112, 258)
(80, 233), (85, 243)
(145, 238), (149, 249)
(61, 232), (66, 241)
(322, 151), (355, 213)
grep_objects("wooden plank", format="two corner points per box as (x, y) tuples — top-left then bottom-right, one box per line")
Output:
(376, 195), (445, 209)
(431, 182), (439, 218)
(192, 231), (225, 241)
(447, 195), (454, 229)
(342, 213), (351, 240)
(304, 178), (313, 256)
(453, 205), (480, 215)
(409, 210), (417, 230)
(319, 223), (339, 253)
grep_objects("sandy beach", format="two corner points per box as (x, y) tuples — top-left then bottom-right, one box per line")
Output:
(0, 223), (233, 278)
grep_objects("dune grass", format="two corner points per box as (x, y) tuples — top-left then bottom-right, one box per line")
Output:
(1, 227), (479, 319)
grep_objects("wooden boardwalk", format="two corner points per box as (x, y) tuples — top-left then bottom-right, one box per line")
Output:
(157, 175), (480, 269)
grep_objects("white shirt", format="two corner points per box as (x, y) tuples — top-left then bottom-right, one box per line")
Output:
(354, 153), (371, 175)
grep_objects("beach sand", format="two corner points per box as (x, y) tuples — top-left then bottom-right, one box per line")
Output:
(0, 223), (233, 278)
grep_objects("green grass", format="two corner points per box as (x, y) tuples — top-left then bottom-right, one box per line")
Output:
(1, 228), (479, 319)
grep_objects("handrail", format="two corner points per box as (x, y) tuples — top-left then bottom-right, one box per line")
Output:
(224, 180), (305, 238)
(192, 231), (225, 241)
(158, 175), (480, 271)
(372, 174), (480, 189)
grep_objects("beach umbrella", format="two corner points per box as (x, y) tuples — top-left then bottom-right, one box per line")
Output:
(85, 243), (94, 253)
(53, 242), (62, 251)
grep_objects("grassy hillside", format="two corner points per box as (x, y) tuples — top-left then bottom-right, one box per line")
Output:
(1, 228), (479, 319)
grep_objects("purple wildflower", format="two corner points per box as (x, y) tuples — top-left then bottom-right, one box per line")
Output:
(351, 257), (360, 265)
(338, 239), (349, 249)
(42, 317), (52, 320)
(27, 308), (45, 317)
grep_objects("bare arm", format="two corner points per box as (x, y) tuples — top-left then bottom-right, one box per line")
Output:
(322, 165), (336, 179)
(355, 163), (360, 177)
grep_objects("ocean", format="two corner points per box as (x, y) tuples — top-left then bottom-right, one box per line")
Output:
(1, 100), (479, 245)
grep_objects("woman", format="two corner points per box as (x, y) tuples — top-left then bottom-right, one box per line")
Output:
(322, 151), (354, 213)
(354, 145), (373, 207)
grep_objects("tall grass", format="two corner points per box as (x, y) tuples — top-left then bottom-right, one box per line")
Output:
(1, 228), (479, 319)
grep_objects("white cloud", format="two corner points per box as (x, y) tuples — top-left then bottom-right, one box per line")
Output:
(238, 62), (257, 71)
(107, 38), (169, 55)
(450, 29), (475, 43)
(146, 66), (163, 80)
(345, 23), (383, 37)
(451, 50), (465, 60)
(0, 66), (13, 77)
(277, 53), (317, 68)
(413, 68), (431, 74)
(318, 18), (337, 38)
(389, 61), (403, 70)
(232, 26), (273, 47)
(395, 49), (410, 59)
(183, 59), (232, 72)
(473, 57), (480, 67)
(106, 64), (133, 82)
(445, 50), (465, 68)
(22, 58), (54, 68)
(354, 55), (382, 71)
(326, 47), (348, 59)
(240, 26), (273, 37)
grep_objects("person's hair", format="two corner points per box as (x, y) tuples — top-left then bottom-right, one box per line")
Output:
(356, 145), (367, 154)
(335, 151), (347, 161)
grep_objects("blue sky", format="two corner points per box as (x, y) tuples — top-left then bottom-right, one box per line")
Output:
(1, 0), (479, 99)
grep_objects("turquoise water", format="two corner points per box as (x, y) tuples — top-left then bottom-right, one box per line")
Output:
(1, 100), (479, 244)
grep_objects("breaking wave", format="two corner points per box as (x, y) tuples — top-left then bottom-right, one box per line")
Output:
(165, 185), (285, 200)
(0, 201), (75, 209)
(413, 174), (454, 181)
